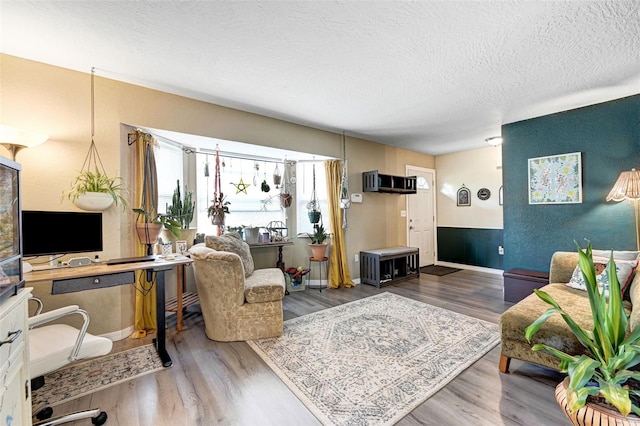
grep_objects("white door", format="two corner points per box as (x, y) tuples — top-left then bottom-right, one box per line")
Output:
(406, 166), (436, 266)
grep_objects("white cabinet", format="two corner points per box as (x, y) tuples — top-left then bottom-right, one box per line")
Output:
(0, 287), (32, 426)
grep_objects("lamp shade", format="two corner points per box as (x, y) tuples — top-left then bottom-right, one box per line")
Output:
(0, 124), (48, 148)
(606, 169), (640, 201)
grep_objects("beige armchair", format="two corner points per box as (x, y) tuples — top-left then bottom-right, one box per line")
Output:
(190, 243), (285, 342)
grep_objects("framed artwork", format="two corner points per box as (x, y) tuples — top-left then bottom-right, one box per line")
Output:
(528, 152), (582, 205)
(175, 240), (188, 254)
(457, 185), (471, 206)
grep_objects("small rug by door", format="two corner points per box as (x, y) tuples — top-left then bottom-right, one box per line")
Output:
(31, 343), (164, 409)
(420, 265), (461, 276)
(248, 292), (499, 426)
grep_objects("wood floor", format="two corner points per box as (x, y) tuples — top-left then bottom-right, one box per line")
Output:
(47, 269), (568, 425)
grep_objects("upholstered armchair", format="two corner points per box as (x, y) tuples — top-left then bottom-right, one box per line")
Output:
(190, 237), (285, 342)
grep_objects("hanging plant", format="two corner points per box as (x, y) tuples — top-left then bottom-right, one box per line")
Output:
(307, 162), (321, 224)
(65, 167), (128, 211)
(261, 179), (271, 192)
(63, 68), (128, 211)
(207, 193), (230, 225)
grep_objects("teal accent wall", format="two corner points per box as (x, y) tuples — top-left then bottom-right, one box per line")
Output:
(503, 95), (640, 272)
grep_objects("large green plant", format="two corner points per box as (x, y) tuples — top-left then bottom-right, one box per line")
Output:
(65, 170), (128, 208)
(525, 242), (640, 417)
(166, 179), (194, 229)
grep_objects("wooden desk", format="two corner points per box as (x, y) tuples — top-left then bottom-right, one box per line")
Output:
(24, 257), (192, 367)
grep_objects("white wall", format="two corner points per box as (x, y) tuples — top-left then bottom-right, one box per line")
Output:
(435, 146), (503, 229)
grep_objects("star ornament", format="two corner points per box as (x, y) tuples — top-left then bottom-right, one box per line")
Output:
(232, 178), (250, 194)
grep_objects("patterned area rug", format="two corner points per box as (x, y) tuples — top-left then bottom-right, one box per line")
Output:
(248, 292), (499, 426)
(31, 343), (164, 409)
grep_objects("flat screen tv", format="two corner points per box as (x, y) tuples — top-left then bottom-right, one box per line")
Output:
(22, 210), (103, 256)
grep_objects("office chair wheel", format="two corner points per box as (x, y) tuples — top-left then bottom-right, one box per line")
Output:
(92, 411), (108, 425)
(35, 406), (53, 421)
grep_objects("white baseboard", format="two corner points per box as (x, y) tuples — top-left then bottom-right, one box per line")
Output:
(100, 325), (135, 342)
(436, 261), (504, 276)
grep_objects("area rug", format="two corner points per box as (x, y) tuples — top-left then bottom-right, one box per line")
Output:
(248, 292), (499, 426)
(31, 343), (164, 409)
(420, 265), (461, 276)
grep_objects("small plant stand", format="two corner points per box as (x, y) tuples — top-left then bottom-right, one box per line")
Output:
(307, 256), (329, 291)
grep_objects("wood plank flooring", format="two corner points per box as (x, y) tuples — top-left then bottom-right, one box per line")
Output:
(45, 269), (568, 425)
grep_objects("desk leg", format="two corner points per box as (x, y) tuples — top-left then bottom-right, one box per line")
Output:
(154, 269), (172, 367)
(176, 264), (184, 333)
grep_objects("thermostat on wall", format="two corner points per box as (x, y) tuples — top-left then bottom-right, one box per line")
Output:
(350, 193), (363, 203)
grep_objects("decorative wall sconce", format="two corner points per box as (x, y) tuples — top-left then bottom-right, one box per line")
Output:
(606, 168), (640, 250)
(485, 136), (503, 146)
(0, 124), (48, 160)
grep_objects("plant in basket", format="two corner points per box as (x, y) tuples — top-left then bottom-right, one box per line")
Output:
(525, 241), (640, 423)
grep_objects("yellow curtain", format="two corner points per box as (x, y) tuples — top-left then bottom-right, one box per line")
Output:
(131, 130), (158, 338)
(325, 160), (354, 288)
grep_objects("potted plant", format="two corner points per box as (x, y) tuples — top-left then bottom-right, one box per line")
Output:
(207, 193), (230, 226)
(132, 207), (182, 246)
(164, 180), (196, 247)
(307, 222), (330, 260)
(65, 170), (128, 211)
(525, 242), (640, 424)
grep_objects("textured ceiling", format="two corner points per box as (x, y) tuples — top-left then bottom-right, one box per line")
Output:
(1, 1), (639, 155)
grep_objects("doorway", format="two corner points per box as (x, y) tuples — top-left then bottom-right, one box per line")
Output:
(406, 166), (436, 267)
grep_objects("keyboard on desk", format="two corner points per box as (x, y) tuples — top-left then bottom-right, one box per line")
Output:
(105, 255), (157, 265)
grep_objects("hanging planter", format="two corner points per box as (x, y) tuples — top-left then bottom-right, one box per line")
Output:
(74, 191), (115, 211)
(280, 193), (292, 208)
(64, 68), (128, 212)
(308, 209), (321, 224)
(135, 222), (163, 245)
(307, 162), (321, 224)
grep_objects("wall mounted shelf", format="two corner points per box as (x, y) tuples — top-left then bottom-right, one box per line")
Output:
(362, 170), (417, 194)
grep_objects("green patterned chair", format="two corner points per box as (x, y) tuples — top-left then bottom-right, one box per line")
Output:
(499, 251), (640, 373)
(189, 237), (285, 342)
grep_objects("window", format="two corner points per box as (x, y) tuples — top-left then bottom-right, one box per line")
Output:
(154, 141), (184, 214)
(195, 157), (284, 235)
(296, 161), (329, 236)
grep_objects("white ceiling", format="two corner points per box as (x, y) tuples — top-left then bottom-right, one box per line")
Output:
(1, 1), (639, 156)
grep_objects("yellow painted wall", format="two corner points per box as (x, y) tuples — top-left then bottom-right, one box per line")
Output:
(1, 54), (434, 336)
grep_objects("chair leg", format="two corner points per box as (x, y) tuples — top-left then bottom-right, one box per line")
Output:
(499, 354), (511, 373)
(33, 408), (107, 426)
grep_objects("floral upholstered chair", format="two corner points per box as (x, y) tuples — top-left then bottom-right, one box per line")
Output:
(189, 234), (285, 342)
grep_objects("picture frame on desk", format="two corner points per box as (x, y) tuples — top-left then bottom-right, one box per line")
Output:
(175, 240), (187, 254)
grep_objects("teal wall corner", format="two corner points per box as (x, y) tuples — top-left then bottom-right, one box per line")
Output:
(502, 94), (640, 272)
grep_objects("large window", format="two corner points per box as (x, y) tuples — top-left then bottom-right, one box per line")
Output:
(195, 156), (284, 235)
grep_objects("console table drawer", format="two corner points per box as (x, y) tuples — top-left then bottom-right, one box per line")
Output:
(52, 271), (136, 294)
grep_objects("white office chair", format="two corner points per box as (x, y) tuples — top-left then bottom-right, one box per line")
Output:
(29, 297), (113, 426)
